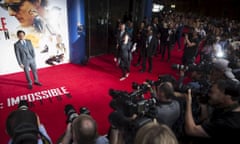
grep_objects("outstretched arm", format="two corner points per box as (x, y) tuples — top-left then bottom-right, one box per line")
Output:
(185, 89), (209, 137)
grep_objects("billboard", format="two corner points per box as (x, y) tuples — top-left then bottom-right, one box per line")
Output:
(0, 0), (69, 75)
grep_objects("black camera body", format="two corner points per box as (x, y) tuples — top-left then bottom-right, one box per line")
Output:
(64, 104), (79, 123)
(64, 104), (90, 123)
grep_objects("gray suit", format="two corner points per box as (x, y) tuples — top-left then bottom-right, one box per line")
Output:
(14, 39), (39, 85)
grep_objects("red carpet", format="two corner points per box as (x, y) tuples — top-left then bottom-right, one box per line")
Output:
(0, 45), (185, 143)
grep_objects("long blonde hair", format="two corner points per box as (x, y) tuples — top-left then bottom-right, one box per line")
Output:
(134, 122), (178, 144)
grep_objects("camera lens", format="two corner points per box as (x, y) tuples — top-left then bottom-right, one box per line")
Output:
(18, 100), (29, 110)
(79, 107), (90, 115)
(64, 104), (79, 123)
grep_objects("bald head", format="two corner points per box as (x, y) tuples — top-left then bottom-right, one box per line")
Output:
(72, 114), (98, 144)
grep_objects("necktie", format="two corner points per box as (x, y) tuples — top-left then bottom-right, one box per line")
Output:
(22, 40), (26, 47)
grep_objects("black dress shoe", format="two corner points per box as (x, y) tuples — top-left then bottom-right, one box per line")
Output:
(34, 82), (42, 86)
(28, 85), (33, 90)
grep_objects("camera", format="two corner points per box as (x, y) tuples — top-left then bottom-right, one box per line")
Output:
(64, 104), (90, 123)
(109, 87), (157, 117)
(176, 78), (211, 104)
(131, 82), (150, 94)
(80, 107), (91, 115)
(108, 77), (179, 144)
(171, 64), (190, 71)
(172, 61), (212, 74)
(132, 75), (176, 90)
(64, 104), (79, 123)
(171, 63), (202, 72)
(109, 86), (156, 144)
(18, 100), (29, 110)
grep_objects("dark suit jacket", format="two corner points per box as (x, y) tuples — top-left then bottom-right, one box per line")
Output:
(151, 23), (159, 37)
(116, 30), (129, 46)
(143, 35), (158, 57)
(14, 39), (35, 66)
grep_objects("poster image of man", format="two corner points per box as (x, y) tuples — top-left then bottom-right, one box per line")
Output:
(0, 0), (69, 74)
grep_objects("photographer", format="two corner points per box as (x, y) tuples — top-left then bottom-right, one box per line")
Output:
(6, 100), (52, 144)
(185, 79), (240, 143)
(150, 82), (181, 128)
(60, 114), (109, 144)
(109, 112), (139, 144)
(182, 30), (200, 65)
(177, 65), (210, 93)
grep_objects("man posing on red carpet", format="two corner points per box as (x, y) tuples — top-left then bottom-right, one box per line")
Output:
(14, 30), (42, 89)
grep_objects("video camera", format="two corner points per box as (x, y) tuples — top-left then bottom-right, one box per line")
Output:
(64, 104), (90, 123)
(132, 75), (177, 90)
(108, 76), (179, 144)
(109, 89), (157, 118)
(109, 86), (156, 144)
(109, 76), (174, 121)
(108, 76), (178, 144)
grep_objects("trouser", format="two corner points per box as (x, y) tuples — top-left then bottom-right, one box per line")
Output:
(142, 56), (152, 71)
(23, 59), (39, 85)
(176, 37), (181, 49)
(120, 57), (130, 77)
(120, 66), (130, 77)
(137, 53), (142, 64)
(161, 43), (171, 60)
(182, 55), (195, 65)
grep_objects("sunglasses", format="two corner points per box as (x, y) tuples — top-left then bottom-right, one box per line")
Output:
(0, 1), (25, 12)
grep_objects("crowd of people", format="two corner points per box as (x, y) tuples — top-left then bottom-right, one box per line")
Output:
(113, 10), (240, 81)
(5, 10), (240, 144)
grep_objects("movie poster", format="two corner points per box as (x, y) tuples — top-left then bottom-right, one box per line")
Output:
(0, 0), (69, 75)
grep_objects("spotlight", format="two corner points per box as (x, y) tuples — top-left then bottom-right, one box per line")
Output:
(171, 4), (176, 9)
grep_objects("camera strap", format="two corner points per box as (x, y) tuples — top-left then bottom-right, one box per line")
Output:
(39, 131), (51, 144)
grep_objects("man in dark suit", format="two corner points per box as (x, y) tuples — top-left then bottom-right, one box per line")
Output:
(140, 30), (158, 73)
(14, 30), (42, 89)
(115, 23), (129, 62)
